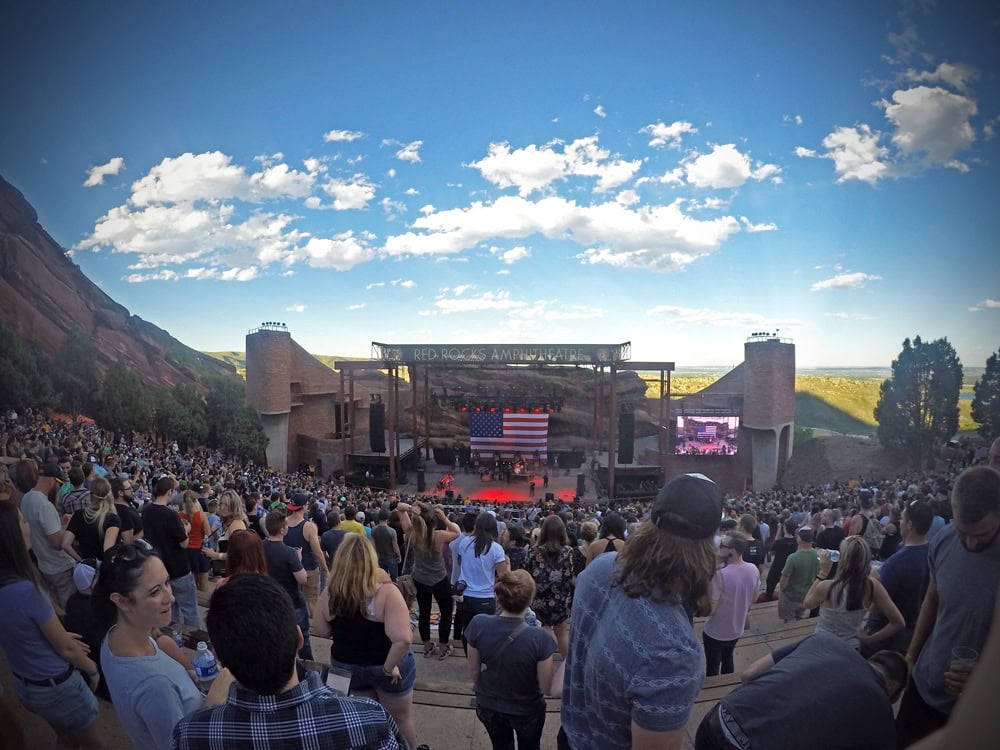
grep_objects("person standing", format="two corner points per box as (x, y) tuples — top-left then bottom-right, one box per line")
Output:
(777, 527), (819, 622)
(110, 476), (142, 543)
(141, 476), (200, 628)
(20, 463), (77, 609)
(896, 466), (1000, 747)
(456, 513), (510, 656)
(559, 473), (722, 749)
(372, 509), (402, 581)
(262, 509), (313, 662)
(320, 509), (347, 568)
(703, 534), (760, 676)
(283, 492), (328, 618)
(762, 519), (798, 602)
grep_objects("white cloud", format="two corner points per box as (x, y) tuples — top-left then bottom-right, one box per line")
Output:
(683, 144), (781, 189)
(129, 151), (314, 205)
(782, 114), (803, 126)
(286, 304), (307, 313)
(646, 305), (804, 329)
(404, 187), (419, 195)
(824, 312), (873, 320)
(739, 216), (778, 232)
(818, 125), (891, 184)
(593, 104), (606, 118)
(794, 146), (817, 158)
(303, 157), (325, 174)
(395, 141), (423, 163)
(124, 269), (178, 283)
(83, 157), (125, 187)
(323, 129), (364, 142)
(383, 194), (743, 273)
(391, 279), (416, 288)
(615, 189), (640, 207)
(451, 284), (475, 296)
(123, 265), (258, 283)
(347, 303), (366, 310)
(366, 281), (385, 289)
(969, 299), (1000, 312)
(882, 85), (977, 166)
(810, 271), (882, 291)
(433, 290), (526, 314)
(292, 232), (375, 271)
(490, 245), (532, 264)
(905, 62), (976, 93)
(381, 197), (406, 219)
(387, 168), (396, 178)
(467, 136), (640, 196)
(318, 174), (376, 210)
(496, 269), (511, 275)
(254, 152), (285, 166)
(688, 197), (727, 211)
(640, 121), (697, 148)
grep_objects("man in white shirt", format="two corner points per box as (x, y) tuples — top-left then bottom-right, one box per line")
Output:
(703, 534), (760, 676)
(20, 463), (77, 608)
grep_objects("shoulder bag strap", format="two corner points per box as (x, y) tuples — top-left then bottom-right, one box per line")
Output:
(485, 622), (529, 668)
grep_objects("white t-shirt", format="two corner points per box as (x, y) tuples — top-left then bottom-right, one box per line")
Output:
(456, 536), (506, 598)
(20, 489), (75, 576)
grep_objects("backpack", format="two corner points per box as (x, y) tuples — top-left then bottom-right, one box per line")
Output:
(862, 514), (884, 554)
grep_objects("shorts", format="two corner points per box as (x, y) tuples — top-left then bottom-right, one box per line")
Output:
(185, 547), (210, 574)
(332, 651), (416, 695)
(303, 567), (320, 610)
(12, 670), (97, 732)
(778, 592), (807, 622)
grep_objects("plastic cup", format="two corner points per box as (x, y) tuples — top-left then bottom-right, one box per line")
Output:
(950, 647), (978, 670)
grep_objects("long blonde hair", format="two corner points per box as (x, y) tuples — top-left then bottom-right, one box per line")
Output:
(327, 534), (379, 619)
(829, 536), (872, 611)
(181, 490), (201, 520)
(84, 477), (115, 532)
(218, 490), (248, 527)
(410, 503), (436, 553)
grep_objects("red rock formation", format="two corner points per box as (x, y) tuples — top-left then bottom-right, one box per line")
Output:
(0, 176), (237, 391)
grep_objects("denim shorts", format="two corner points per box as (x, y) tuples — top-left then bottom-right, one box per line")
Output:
(332, 651), (416, 695)
(12, 670), (98, 732)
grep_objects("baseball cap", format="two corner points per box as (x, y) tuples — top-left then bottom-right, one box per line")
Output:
(287, 491), (309, 511)
(73, 559), (100, 592)
(650, 473), (724, 540)
(39, 463), (64, 481)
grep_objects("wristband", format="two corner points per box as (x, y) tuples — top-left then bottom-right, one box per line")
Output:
(382, 665), (396, 676)
(815, 575), (828, 581)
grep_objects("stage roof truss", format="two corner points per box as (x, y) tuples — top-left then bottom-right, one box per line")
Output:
(370, 342), (630, 366)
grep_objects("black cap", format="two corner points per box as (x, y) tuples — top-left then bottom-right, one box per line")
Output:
(39, 463), (64, 479)
(650, 473), (723, 540)
(287, 491), (309, 510)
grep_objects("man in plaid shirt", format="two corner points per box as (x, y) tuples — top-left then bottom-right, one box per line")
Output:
(173, 575), (405, 750)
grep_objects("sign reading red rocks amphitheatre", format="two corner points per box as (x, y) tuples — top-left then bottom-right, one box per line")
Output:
(372, 342), (631, 365)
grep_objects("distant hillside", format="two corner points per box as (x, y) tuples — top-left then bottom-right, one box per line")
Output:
(203, 351), (395, 381)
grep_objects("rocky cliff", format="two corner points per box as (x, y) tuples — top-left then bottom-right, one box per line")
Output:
(0, 176), (238, 391)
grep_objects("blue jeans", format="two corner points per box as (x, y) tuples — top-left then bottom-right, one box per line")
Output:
(379, 557), (399, 581)
(170, 572), (200, 628)
(12, 670), (97, 733)
(476, 704), (546, 750)
(296, 605), (314, 661)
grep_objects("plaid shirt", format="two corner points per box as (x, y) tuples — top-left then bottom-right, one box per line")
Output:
(59, 487), (91, 516)
(172, 672), (406, 750)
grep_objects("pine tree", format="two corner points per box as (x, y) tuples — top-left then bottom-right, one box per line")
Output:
(972, 349), (1000, 440)
(874, 336), (963, 466)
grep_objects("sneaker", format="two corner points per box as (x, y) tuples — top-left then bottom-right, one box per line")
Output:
(437, 645), (453, 660)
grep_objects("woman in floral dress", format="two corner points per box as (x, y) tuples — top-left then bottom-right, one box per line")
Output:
(524, 515), (578, 658)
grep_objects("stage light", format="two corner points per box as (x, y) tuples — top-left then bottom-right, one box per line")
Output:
(474, 406), (481, 412)
(549, 406), (556, 413)
(518, 407), (527, 413)
(533, 407), (542, 414)
(489, 407), (497, 413)
(460, 406), (467, 412)
(503, 407), (512, 414)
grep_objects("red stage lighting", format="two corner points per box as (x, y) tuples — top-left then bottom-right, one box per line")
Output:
(548, 406), (556, 413)
(532, 407), (542, 414)
(503, 407), (512, 414)
(460, 406), (467, 412)
(489, 407), (497, 413)
(474, 407), (481, 413)
(518, 407), (527, 413)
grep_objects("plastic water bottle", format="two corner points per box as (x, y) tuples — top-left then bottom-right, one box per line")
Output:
(524, 608), (539, 627)
(172, 627), (184, 648)
(193, 642), (218, 693)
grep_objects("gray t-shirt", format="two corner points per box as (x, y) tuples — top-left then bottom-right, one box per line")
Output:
(20, 489), (75, 575)
(560, 552), (703, 748)
(913, 523), (1000, 713)
(721, 632), (896, 750)
(372, 524), (397, 561)
(101, 634), (203, 750)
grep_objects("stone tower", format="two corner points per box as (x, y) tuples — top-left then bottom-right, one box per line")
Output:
(741, 334), (795, 491)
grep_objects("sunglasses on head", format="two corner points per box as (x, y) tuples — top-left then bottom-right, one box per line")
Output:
(109, 538), (155, 566)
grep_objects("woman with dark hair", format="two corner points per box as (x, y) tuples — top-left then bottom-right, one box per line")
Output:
(504, 524), (530, 571)
(396, 500), (461, 659)
(803, 536), (904, 650)
(313, 533), (418, 749)
(62, 475), (121, 560)
(456, 512), (510, 655)
(0, 501), (104, 749)
(582, 511), (626, 565)
(95, 539), (232, 750)
(466, 570), (556, 750)
(524, 515), (578, 658)
(217, 529), (268, 586)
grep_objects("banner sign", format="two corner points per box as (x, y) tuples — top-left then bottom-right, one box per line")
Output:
(371, 342), (630, 365)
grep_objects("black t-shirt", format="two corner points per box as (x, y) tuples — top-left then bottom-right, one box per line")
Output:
(263, 539), (305, 608)
(141, 502), (190, 580)
(372, 525), (397, 561)
(721, 633), (896, 749)
(767, 537), (798, 585)
(816, 526), (845, 552)
(115, 502), (142, 538)
(742, 539), (765, 566)
(321, 529), (347, 566)
(67, 510), (121, 561)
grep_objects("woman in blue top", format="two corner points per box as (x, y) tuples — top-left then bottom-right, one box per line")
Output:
(94, 539), (233, 750)
(456, 512), (510, 655)
(0, 501), (104, 749)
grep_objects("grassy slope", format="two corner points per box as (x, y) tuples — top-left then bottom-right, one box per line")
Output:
(640, 374), (979, 435)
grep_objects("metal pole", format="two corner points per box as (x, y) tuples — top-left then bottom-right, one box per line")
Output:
(608, 363), (617, 501)
(659, 368), (666, 484)
(339, 369), (346, 478)
(388, 366), (396, 491)
(410, 365), (418, 465)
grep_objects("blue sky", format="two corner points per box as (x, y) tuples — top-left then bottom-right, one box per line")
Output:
(1, 1), (997, 368)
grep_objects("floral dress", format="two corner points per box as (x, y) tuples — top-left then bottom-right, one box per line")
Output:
(525, 545), (577, 626)
(507, 545), (529, 571)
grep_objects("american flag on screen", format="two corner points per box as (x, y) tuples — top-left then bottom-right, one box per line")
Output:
(697, 424), (717, 438)
(470, 412), (548, 459)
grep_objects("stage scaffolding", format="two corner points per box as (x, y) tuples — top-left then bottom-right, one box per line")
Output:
(335, 342), (673, 498)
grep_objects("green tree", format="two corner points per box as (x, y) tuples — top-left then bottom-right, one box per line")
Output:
(0, 325), (55, 411)
(204, 375), (245, 447)
(972, 349), (1000, 440)
(222, 404), (269, 461)
(152, 385), (208, 451)
(96, 361), (151, 438)
(874, 336), (963, 466)
(52, 330), (100, 417)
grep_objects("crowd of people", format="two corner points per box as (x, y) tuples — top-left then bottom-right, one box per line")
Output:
(1, 406), (998, 749)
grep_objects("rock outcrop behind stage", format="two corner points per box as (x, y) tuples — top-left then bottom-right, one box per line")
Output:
(0, 176), (238, 392)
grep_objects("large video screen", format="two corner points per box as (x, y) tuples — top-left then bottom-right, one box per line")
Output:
(674, 416), (740, 456)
